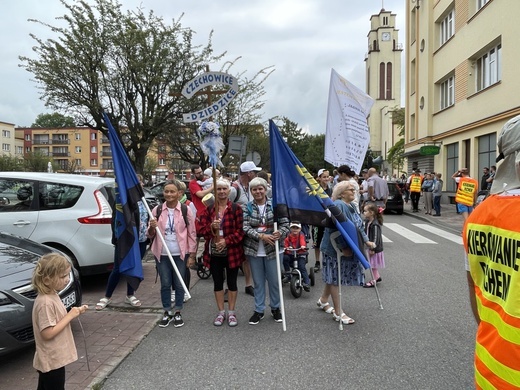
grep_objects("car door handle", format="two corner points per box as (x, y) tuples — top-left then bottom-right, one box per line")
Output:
(13, 221), (31, 226)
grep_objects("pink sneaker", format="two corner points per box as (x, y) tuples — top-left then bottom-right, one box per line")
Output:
(228, 313), (238, 327)
(214, 312), (225, 326)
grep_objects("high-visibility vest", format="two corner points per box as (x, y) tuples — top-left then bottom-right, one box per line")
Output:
(463, 195), (520, 389)
(455, 177), (478, 206)
(409, 175), (423, 193)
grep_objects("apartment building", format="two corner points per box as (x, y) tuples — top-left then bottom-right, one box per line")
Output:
(0, 121), (23, 159)
(405, 0), (520, 192)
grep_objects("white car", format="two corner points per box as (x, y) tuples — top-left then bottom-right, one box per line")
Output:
(0, 172), (115, 276)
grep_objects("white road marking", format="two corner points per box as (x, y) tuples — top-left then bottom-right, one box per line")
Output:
(413, 224), (463, 245)
(384, 223), (437, 244)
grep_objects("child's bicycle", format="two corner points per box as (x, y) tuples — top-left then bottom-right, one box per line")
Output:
(284, 247), (315, 298)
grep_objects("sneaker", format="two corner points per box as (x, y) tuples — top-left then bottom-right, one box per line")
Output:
(228, 313), (238, 327)
(271, 308), (283, 323)
(158, 311), (173, 328)
(314, 262), (321, 272)
(248, 311), (264, 325)
(173, 311), (184, 327)
(214, 312), (225, 326)
(245, 286), (255, 297)
(303, 284), (311, 292)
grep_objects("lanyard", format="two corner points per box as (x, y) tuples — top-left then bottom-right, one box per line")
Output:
(167, 211), (174, 233)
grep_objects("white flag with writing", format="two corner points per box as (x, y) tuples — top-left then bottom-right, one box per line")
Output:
(325, 68), (374, 174)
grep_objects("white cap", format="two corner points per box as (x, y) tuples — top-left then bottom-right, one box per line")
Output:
(240, 161), (261, 173)
(317, 168), (326, 177)
(491, 115), (520, 194)
(290, 222), (302, 228)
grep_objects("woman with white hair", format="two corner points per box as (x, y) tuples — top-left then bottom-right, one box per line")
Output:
(242, 177), (289, 325)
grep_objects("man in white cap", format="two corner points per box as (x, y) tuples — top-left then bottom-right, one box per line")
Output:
(231, 161), (261, 296)
(463, 115), (520, 387)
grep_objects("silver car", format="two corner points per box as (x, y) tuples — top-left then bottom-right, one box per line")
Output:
(0, 172), (115, 276)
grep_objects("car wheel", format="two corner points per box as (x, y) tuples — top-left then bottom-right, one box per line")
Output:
(46, 244), (80, 271)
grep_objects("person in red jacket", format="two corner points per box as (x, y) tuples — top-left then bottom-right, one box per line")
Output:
(282, 222), (310, 291)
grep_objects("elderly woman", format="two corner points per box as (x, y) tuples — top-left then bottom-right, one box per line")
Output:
(148, 180), (197, 328)
(198, 179), (245, 327)
(317, 181), (374, 325)
(242, 177), (289, 325)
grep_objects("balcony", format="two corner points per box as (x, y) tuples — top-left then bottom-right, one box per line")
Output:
(100, 150), (112, 157)
(51, 152), (71, 157)
(51, 139), (70, 145)
(33, 139), (50, 145)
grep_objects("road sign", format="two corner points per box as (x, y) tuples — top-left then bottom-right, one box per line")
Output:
(228, 136), (247, 156)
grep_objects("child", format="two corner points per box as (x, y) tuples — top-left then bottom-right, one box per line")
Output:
(282, 222), (310, 291)
(32, 253), (88, 389)
(198, 168), (220, 190)
(362, 203), (385, 288)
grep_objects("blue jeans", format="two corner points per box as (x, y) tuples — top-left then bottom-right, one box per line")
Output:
(156, 255), (185, 312)
(433, 195), (441, 215)
(105, 241), (147, 298)
(248, 255), (280, 313)
(283, 254), (310, 285)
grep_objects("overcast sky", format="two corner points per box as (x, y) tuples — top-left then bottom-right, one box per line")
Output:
(0, 0), (405, 134)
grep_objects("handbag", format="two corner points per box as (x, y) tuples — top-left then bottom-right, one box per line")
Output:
(210, 239), (227, 257)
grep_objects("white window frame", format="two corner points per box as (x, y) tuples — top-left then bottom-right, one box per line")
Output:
(91, 133), (97, 140)
(75, 146), (82, 153)
(159, 158), (165, 165)
(2, 130), (11, 138)
(2, 143), (10, 151)
(440, 9), (454, 46)
(91, 146), (97, 153)
(440, 76), (455, 110)
(476, 43), (502, 92)
(90, 159), (97, 166)
(75, 133), (81, 140)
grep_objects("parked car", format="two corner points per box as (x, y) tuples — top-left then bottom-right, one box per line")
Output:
(0, 172), (116, 276)
(384, 181), (404, 215)
(0, 231), (82, 356)
(150, 179), (191, 202)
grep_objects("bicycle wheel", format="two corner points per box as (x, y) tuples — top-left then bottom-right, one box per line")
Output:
(290, 275), (302, 298)
(197, 265), (211, 279)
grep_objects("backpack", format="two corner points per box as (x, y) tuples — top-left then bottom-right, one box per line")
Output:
(231, 181), (242, 203)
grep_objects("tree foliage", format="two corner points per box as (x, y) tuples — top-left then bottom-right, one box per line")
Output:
(32, 113), (76, 128)
(0, 155), (23, 171)
(386, 107), (406, 173)
(23, 151), (52, 172)
(21, 0), (221, 173)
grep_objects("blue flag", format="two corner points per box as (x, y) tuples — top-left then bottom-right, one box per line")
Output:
(104, 113), (145, 290)
(269, 120), (369, 269)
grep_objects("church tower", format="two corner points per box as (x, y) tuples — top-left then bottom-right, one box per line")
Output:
(365, 7), (402, 168)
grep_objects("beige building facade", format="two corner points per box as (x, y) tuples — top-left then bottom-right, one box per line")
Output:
(405, 0), (520, 192)
(365, 8), (403, 175)
(0, 121), (23, 159)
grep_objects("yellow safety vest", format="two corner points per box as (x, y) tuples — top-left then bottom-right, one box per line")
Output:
(463, 195), (520, 389)
(455, 177), (478, 206)
(409, 175), (423, 193)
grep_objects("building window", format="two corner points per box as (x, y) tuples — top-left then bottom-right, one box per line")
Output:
(90, 159), (97, 166)
(91, 133), (97, 140)
(17, 146), (23, 154)
(477, 0), (490, 10)
(478, 133), (497, 178)
(91, 146), (97, 153)
(476, 43), (501, 92)
(75, 159), (82, 166)
(446, 143), (459, 192)
(159, 158), (165, 166)
(75, 133), (81, 140)
(386, 62), (392, 99)
(2, 143), (10, 151)
(25, 134), (31, 141)
(26, 147), (31, 153)
(383, 16), (388, 26)
(75, 146), (82, 153)
(2, 130), (10, 138)
(379, 62), (385, 99)
(440, 9), (454, 46)
(440, 76), (455, 110)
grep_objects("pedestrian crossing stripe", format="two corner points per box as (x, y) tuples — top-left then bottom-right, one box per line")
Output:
(381, 223), (462, 245)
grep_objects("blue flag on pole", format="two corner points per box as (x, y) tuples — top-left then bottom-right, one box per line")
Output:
(269, 120), (369, 269)
(104, 112), (145, 290)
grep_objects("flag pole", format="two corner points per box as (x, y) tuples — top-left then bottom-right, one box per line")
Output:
(365, 248), (383, 309)
(274, 222), (287, 331)
(141, 196), (190, 298)
(330, 232), (344, 331)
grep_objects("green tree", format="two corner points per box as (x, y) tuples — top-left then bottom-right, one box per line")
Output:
(24, 151), (52, 172)
(32, 113), (75, 128)
(386, 107), (405, 173)
(0, 155), (23, 171)
(21, 0), (220, 174)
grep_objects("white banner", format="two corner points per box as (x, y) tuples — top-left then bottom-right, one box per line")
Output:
(181, 71), (239, 123)
(324, 68), (374, 174)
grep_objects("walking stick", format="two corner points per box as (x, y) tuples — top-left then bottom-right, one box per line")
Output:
(274, 222), (287, 331)
(329, 232), (343, 331)
(365, 248), (384, 310)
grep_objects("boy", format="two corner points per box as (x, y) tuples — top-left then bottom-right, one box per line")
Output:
(282, 222), (310, 291)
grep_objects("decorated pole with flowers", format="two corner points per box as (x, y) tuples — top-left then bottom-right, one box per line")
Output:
(197, 120), (224, 201)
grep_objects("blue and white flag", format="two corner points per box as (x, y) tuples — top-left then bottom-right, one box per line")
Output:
(325, 68), (374, 174)
(104, 113), (144, 290)
(269, 120), (369, 268)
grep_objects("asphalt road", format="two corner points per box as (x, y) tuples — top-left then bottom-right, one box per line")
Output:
(101, 213), (476, 390)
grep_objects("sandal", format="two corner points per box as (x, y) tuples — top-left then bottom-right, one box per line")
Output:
(125, 295), (141, 307)
(363, 280), (376, 288)
(333, 312), (355, 325)
(316, 298), (335, 314)
(96, 297), (111, 310)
